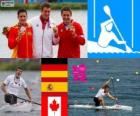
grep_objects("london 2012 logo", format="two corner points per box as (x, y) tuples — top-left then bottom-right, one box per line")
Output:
(88, 0), (140, 57)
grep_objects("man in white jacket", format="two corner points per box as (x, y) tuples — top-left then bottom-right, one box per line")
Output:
(29, 2), (59, 58)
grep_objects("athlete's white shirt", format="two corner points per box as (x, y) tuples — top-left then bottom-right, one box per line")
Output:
(95, 88), (109, 98)
(28, 16), (59, 58)
(4, 74), (27, 96)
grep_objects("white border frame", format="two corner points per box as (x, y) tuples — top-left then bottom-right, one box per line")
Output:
(93, 0), (134, 48)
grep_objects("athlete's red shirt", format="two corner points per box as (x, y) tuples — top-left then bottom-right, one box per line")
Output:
(57, 20), (85, 58)
(8, 24), (33, 58)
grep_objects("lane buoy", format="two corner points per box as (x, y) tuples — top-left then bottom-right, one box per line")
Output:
(116, 79), (120, 82)
(96, 60), (100, 63)
(135, 71), (139, 75)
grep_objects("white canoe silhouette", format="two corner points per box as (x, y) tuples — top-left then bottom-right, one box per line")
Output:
(88, 41), (127, 53)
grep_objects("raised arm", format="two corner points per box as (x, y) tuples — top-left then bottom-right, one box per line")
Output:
(101, 19), (113, 27)
(8, 27), (18, 49)
(102, 78), (113, 88)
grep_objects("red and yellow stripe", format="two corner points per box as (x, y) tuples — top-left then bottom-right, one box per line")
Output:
(41, 59), (68, 116)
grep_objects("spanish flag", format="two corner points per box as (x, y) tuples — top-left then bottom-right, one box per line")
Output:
(41, 58), (68, 116)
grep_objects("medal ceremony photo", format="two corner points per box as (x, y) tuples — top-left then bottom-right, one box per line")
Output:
(0, 0), (140, 116)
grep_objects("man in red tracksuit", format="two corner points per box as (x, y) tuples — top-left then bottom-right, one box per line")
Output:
(8, 9), (33, 58)
(56, 7), (85, 58)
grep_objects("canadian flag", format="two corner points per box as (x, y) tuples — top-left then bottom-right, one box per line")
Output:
(48, 97), (61, 116)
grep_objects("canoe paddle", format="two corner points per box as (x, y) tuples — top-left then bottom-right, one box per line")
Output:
(16, 96), (41, 105)
(103, 5), (132, 53)
(111, 78), (120, 104)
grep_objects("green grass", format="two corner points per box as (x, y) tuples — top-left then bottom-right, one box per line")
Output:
(0, 3), (87, 10)
(0, 59), (40, 71)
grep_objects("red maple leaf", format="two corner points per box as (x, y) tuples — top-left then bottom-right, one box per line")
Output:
(50, 99), (59, 111)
